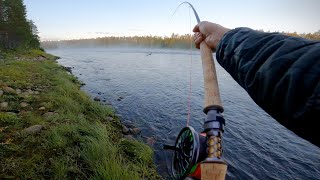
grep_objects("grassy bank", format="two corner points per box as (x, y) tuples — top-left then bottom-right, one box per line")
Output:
(0, 50), (160, 179)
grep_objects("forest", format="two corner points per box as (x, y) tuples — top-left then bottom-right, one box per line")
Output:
(0, 0), (40, 50)
(41, 33), (194, 49)
(41, 30), (320, 49)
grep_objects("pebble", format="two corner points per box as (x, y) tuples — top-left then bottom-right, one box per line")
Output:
(39, 107), (46, 110)
(20, 102), (29, 108)
(23, 125), (44, 134)
(0, 102), (8, 108)
(124, 135), (135, 140)
(146, 137), (156, 146)
(105, 116), (114, 122)
(16, 89), (22, 94)
(2, 86), (16, 94)
(43, 112), (58, 117)
(130, 128), (141, 135)
(122, 126), (130, 134)
(94, 97), (101, 101)
(117, 96), (124, 101)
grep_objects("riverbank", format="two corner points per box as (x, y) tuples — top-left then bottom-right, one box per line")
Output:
(0, 49), (160, 179)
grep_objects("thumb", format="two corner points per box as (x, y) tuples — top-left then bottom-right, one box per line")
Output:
(193, 24), (200, 32)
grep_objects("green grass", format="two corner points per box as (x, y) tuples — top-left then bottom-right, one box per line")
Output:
(0, 50), (160, 179)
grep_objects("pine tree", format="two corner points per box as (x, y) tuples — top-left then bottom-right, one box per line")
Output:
(0, 0), (40, 49)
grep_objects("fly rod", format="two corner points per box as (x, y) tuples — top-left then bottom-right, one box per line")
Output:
(164, 2), (227, 180)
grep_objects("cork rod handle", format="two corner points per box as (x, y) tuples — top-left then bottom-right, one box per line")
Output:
(199, 41), (222, 109)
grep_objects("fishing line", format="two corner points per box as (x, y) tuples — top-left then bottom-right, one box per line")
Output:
(171, 2), (197, 127)
(186, 7), (193, 127)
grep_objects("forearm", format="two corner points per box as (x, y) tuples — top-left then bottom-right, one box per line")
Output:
(216, 28), (320, 146)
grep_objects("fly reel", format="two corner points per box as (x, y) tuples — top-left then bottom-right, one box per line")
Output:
(164, 126), (207, 180)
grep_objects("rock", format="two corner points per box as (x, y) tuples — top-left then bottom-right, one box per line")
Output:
(0, 90), (3, 96)
(19, 92), (30, 98)
(2, 86), (16, 94)
(38, 107), (46, 110)
(122, 120), (135, 128)
(34, 91), (40, 95)
(43, 112), (58, 117)
(105, 116), (114, 122)
(20, 102), (29, 108)
(122, 126), (130, 134)
(13, 131), (21, 137)
(15, 89), (22, 94)
(117, 96), (124, 101)
(63, 66), (72, 73)
(23, 125), (44, 134)
(0, 102), (8, 108)
(124, 135), (135, 140)
(19, 110), (28, 115)
(94, 97), (101, 101)
(26, 89), (34, 94)
(130, 128), (141, 135)
(146, 137), (156, 146)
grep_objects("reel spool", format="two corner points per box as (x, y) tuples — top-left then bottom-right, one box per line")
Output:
(164, 126), (207, 180)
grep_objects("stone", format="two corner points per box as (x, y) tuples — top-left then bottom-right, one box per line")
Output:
(43, 112), (58, 117)
(124, 135), (135, 140)
(26, 89), (34, 94)
(23, 125), (44, 134)
(19, 92), (30, 98)
(130, 128), (141, 135)
(6, 112), (16, 115)
(34, 91), (40, 95)
(122, 120), (135, 128)
(0, 102), (8, 108)
(39, 107), (46, 110)
(15, 89), (22, 94)
(105, 116), (114, 122)
(117, 96), (124, 101)
(122, 126), (130, 134)
(63, 66), (72, 73)
(94, 97), (101, 101)
(2, 86), (16, 94)
(20, 102), (29, 108)
(0, 90), (3, 96)
(146, 137), (156, 146)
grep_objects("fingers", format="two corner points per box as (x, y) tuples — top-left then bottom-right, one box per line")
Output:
(193, 24), (200, 32)
(193, 32), (204, 49)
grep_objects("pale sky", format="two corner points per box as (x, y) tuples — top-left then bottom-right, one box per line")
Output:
(24, 0), (320, 41)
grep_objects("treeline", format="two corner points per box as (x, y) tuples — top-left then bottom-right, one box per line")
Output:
(0, 0), (40, 50)
(41, 33), (194, 49)
(285, 31), (320, 41)
(41, 30), (320, 50)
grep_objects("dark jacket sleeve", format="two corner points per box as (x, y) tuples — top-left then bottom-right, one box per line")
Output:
(216, 28), (320, 147)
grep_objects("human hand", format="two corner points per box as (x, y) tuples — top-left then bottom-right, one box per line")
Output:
(193, 21), (230, 51)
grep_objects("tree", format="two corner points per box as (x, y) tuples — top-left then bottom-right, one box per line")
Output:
(0, 0), (40, 49)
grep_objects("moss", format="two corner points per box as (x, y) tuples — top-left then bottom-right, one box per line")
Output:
(0, 50), (160, 179)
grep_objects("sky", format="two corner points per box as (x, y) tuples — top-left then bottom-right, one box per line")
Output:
(24, 0), (320, 41)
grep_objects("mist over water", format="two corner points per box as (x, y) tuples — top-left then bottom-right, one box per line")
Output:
(47, 47), (320, 179)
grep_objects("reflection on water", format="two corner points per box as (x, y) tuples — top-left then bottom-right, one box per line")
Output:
(48, 47), (320, 179)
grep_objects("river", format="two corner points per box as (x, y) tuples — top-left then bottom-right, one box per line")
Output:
(47, 47), (320, 179)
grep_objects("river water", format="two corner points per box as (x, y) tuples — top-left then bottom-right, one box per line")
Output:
(48, 47), (320, 179)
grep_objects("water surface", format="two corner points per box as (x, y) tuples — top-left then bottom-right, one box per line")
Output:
(48, 47), (320, 179)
